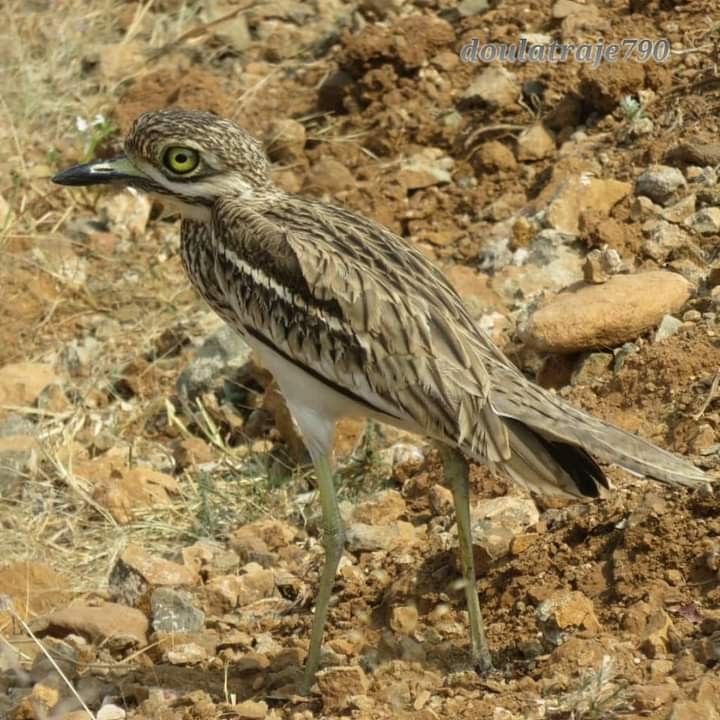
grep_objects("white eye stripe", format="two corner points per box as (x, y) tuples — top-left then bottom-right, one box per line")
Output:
(134, 159), (256, 200)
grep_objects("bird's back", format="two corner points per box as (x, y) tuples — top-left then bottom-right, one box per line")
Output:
(182, 190), (712, 497)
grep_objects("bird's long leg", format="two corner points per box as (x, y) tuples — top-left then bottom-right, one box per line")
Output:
(302, 452), (346, 692)
(437, 443), (493, 671)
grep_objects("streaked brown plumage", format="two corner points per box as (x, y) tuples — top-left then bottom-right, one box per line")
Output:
(53, 108), (712, 690)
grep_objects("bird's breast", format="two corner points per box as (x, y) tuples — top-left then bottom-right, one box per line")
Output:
(178, 219), (379, 408)
(180, 219), (243, 328)
(179, 220), (333, 355)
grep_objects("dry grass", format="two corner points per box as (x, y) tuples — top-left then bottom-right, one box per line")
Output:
(0, 0), (120, 154)
(544, 656), (631, 720)
(0, 0), (318, 595)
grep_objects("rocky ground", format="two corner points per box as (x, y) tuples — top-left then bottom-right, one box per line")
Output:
(1, 0), (720, 718)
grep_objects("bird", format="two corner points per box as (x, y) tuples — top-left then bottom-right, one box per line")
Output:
(53, 108), (712, 692)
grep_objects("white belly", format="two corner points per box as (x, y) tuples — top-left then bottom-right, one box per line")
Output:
(241, 332), (417, 460)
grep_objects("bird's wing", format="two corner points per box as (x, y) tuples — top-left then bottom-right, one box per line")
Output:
(212, 195), (510, 462)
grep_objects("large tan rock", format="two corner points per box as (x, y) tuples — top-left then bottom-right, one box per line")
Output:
(522, 271), (692, 353)
(546, 176), (631, 234)
(45, 602), (148, 647)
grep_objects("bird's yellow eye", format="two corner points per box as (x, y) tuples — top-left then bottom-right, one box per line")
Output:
(163, 146), (199, 174)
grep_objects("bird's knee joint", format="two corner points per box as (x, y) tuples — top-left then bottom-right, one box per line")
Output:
(322, 525), (346, 558)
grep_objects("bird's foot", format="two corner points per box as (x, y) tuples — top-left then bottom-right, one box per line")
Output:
(472, 649), (494, 674)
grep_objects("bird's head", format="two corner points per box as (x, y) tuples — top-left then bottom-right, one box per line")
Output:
(53, 109), (272, 219)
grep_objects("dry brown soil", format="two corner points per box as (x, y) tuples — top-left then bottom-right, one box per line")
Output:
(1, 0), (719, 719)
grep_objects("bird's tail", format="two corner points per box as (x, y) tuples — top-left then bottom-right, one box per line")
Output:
(487, 365), (712, 497)
(497, 419), (610, 499)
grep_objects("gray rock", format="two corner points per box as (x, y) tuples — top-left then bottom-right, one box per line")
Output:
(0, 434), (40, 498)
(443, 111), (463, 130)
(490, 250), (583, 310)
(380, 442), (424, 469)
(151, 587), (205, 634)
(526, 232), (585, 291)
(667, 257), (706, 288)
(636, 165), (686, 205)
(660, 194), (696, 224)
(627, 116), (654, 139)
(571, 352), (613, 385)
(685, 206), (720, 236)
(0, 415), (36, 438)
(613, 342), (639, 372)
(61, 337), (101, 373)
(698, 166), (717, 186)
(697, 187), (720, 206)
(176, 324), (253, 403)
(583, 247), (622, 283)
(98, 191), (152, 238)
(529, 229), (578, 256)
(654, 314), (683, 343)
(475, 232), (514, 272)
(254, 631), (281, 656)
(642, 219), (692, 263)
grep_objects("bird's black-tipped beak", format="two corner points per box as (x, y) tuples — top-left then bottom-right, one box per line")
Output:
(52, 155), (143, 187)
